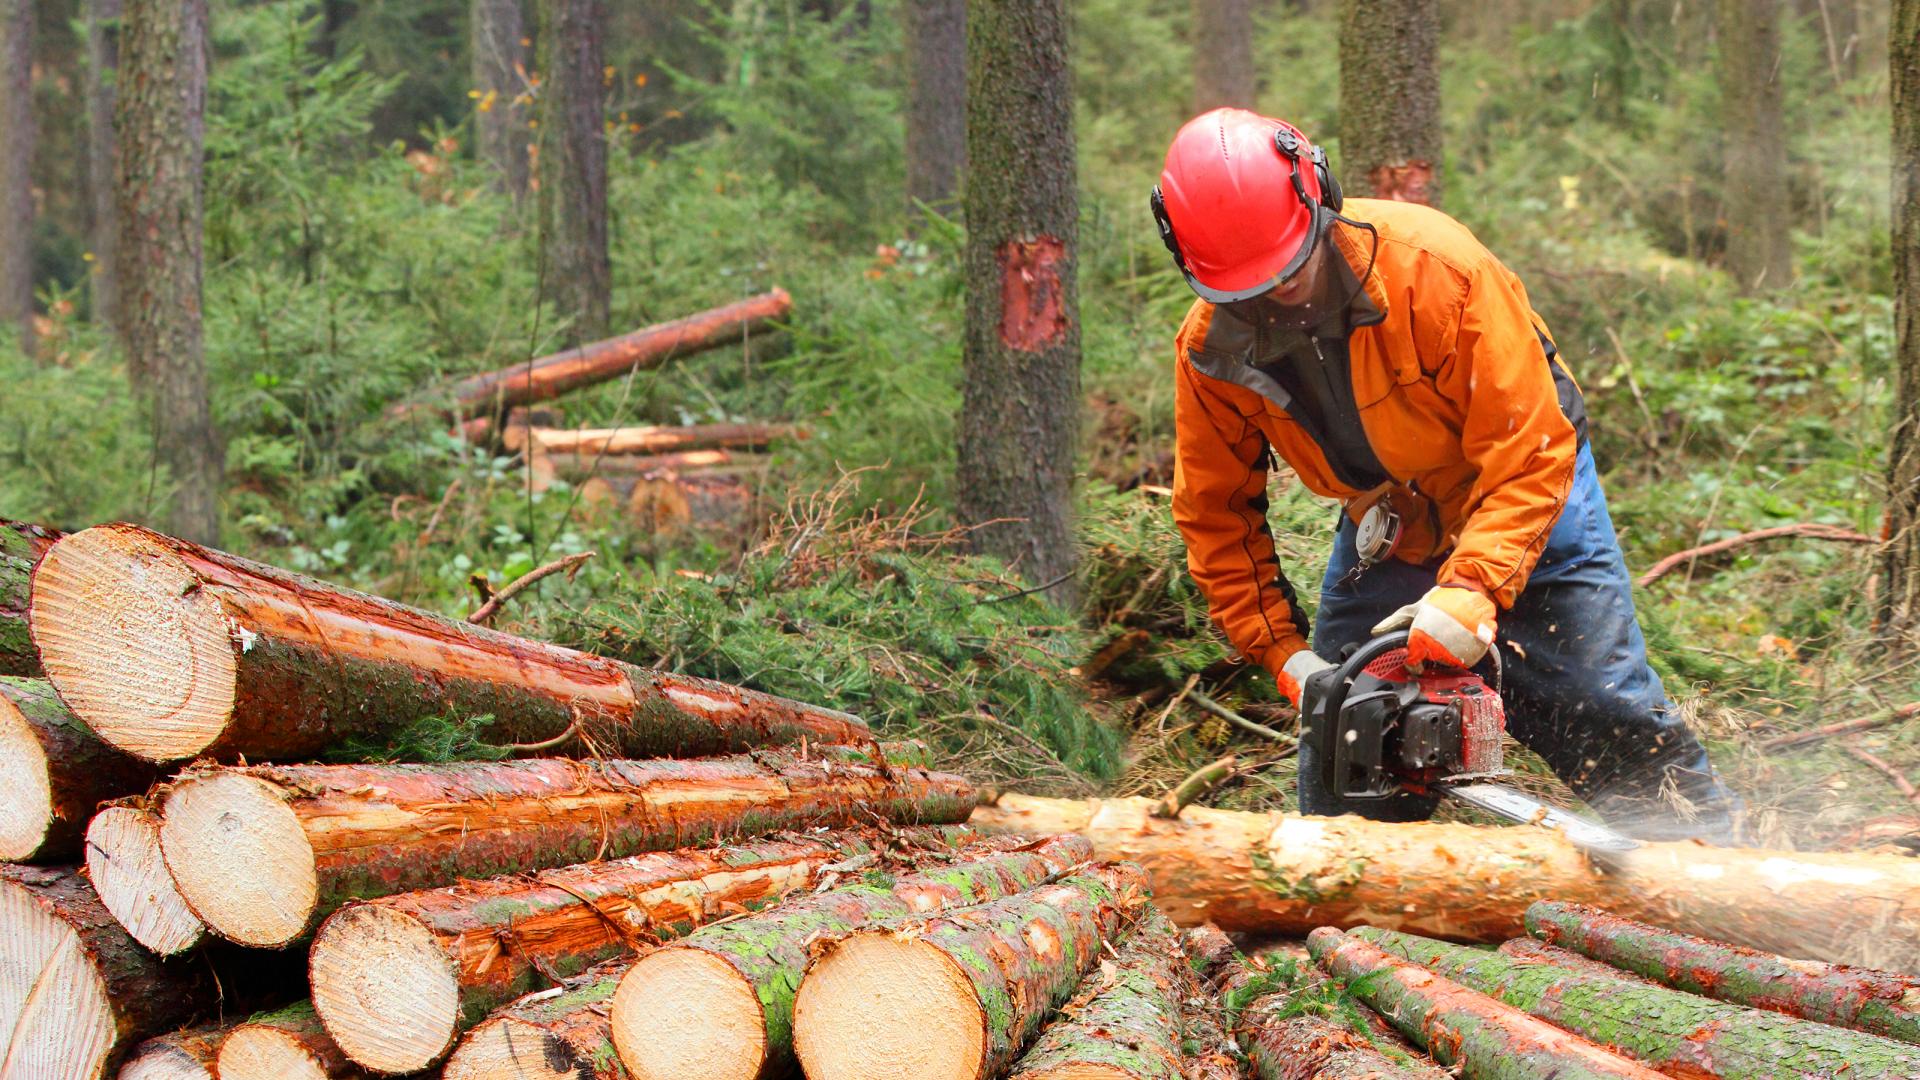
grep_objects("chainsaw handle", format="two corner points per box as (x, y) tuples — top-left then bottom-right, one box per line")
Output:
(1312, 630), (1413, 735)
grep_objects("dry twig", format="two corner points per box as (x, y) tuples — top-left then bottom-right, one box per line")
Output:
(1845, 744), (1920, 807)
(468, 551), (596, 625)
(1637, 523), (1876, 587)
(1760, 703), (1920, 751)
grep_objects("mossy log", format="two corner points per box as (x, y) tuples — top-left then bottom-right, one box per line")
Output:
(1358, 925), (1920, 1078)
(158, 751), (975, 948)
(1495, 937), (1656, 986)
(1307, 929), (1664, 1080)
(309, 827), (978, 1074)
(1004, 904), (1187, 1080)
(0, 865), (213, 1079)
(0, 518), (57, 675)
(0, 676), (155, 861)
(442, 959), (630, 1080)
(85, 803), (207, 955)
(608, 832), (1094, 1080)
(30, 522), (870, 764)
(1526, 900), (1920, 1044)
(216, 1001), (357, 1080)
(791, 862), (1150, 1080)
(116, 1021), (235, 1080)
(1224, 946), (1441, 1079)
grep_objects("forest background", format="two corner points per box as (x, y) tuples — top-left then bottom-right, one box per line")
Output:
(0, 0), (1911, 851)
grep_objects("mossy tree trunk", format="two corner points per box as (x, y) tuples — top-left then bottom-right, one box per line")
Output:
(1885, 0), (1920, 641)
(0, 0), (33, 354)
(537, 0), (610, 343)
(471, 0), (528, 198)
(1717, 0), (1793, 291)
(1338, 0), (1441, 205)
(904, 0), (965, 214)
(959, 0), (1080, 597)
(85, 0), (121, 336)
(1191, 0), (1255, 112)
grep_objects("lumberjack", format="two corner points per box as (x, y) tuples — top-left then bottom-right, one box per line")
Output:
(1151, 109), (1738, 838)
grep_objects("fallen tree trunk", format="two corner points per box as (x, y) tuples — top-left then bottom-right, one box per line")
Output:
(116, 1022), (235, 1080)
(546, 447), (751, 476)
(1495, 937), (1655, 986)
(30, 522), (870, 763)
(85, 803), (208, 955)
(395, 288), (793, 421)
(0, 865), (213, 1079)
(609, 832), (1094, 1080)
(442, 959), (630, 1080)
(0, 519), (57, 674)
(1004, 905), (1187, 1080)
(520, 421), (804, 457)
(310, 827), (980, 1074)
(216, 1002), (355, 1080)
(159, 751), (975, 948)
(792, 862), (1149, 1080)
(1307, 929), (1664, 1080)
(0, 676), (155, 861)
(1526, 901), (1920, 1045)
(1357, 926), (1920, 1078)
(970, 794), (1920, 968)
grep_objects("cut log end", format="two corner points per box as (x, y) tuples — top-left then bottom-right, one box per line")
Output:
(159, 771), (317, 947)
(117, 1046), (217, 1080)
(85, 806), (206, 955)
(214, 1025), (334, 1080)
(792, 933), (985, 1080)
(612, 948), (768, 1080)
(30, 525), (238, 762)
(0, 874), (117, 1079)
(444, 1018), (587, 1080)
(0, 687), (53, 859)
(309, 904), (461, 1072)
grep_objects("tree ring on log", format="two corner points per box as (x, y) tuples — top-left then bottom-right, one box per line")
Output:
(215, 1024), (332, 1080)
(443, 1018), (583, 1080)
(159, 772), (317, 947)
(86, 806), (206, 955)
(792, 934), (985, 1080)
(0, 874), (117, 1077)
(612, 948), (769, 1080)
(309, 904), (462, 1072)
(0, 689), (53, 859)
(31, 526), (238, 761)
(117, 1044), (217, 1080)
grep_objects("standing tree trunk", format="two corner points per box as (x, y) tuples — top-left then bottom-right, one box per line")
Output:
(958, 0), (1081, 596)
(903, 0), (965, 213)
(1718, 0), (1794, 291)
(0, 0), (33, 354)
(1885, 0), (1920, 640)
(1338, 0), (1441, 206)
(85, 0), (122, 336)
(118, 0), (220, 544)
(537, 0), (610, 342)
(1191, 0), (1256, 112)
(471, 0), (528, 198)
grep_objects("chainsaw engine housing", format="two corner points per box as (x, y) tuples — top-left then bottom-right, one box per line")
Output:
(1311, 637), (1507, 800)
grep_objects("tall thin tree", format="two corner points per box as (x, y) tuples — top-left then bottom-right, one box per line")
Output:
(904, 0), (965, 213)
(472, 0), (528, 198)
(1882, 0), (1920, 639)
(118, 0), (220, 543)
(1337, 0), (1441, 206)
(957, 0), (1081, 595)
(1717, 0), (1793, 292)
(1191, 0), (1256, 112)
(537, 0), (610, 343)
(86, 0), (122, 335)
(0, 0), (33, 354)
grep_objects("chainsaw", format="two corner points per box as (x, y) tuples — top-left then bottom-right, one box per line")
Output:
(1302, 631), (1640, 859)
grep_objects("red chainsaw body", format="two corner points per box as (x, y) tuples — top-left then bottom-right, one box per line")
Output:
(1360, 645), (1507, 787)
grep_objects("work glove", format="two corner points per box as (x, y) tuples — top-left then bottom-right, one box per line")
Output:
(1371, 584), (1497, 671)
(1272, 648), (1335, 710)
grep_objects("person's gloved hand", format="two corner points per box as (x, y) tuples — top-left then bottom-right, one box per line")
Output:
(1272, 648), (1335, 709)
(1370, 584), (1497, 670)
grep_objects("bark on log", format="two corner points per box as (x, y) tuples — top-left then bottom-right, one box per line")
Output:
(1495, 937), (1656, 987)
(1526, 901), (1920, 1045)
(0, 519), (58, 675)
(442, 959), (629, 1080)
(969, 794), (1920, 968)
(1223, 947), (1436, 1074)
(30, 522), (870, 763)
(1004, 904), (1186, 1080)
(544, 448), (749, 476)
(791, 862), (1150, 1080)
(86, 804), (207, 955)
(609, 833), (1094, 1080)
(309, 827), (979, 1074)
(0, 676), (155, 862)
(1307, 929), (1665, 1080)
(0, 865), (212, 1079)
(159, 752), (974, 948)
(215, 1001), (356, 1080)
(116, 1022), (234, 1080)
(1357, 926), (1920, 1078)
(1238, 1012), (1446, 1080)
(394, 289), (792, 421)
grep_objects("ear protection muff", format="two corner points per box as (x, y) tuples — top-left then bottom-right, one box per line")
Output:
(1149, 122), (1341, 276)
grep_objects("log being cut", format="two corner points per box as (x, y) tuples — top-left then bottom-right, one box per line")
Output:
(29, 522), (870, 763)
(115, 1022), (234, 1080)
(608, 832), (1093, 1080)
(441, 959), (630, 1080)
(0, 676), (155, 862)
(159, 751), (975, 948)
(0, 518), (58, 675)
(1002, 904), (1188, 1080)
(791, 862), (1149, 1080)
(85, 804), (207, 955)
(970, 793), (1920, 968)
(215, 1002), (356, 1080)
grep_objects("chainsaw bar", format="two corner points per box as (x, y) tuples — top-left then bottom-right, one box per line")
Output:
(1439, 782), (1641, 859)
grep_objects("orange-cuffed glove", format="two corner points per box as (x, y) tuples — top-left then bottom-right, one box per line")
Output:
(1270, 648), (1336, 709)
(1371, 584), (1498, 671)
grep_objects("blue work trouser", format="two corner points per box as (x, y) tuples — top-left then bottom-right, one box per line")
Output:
(1296, 445), (1740, 840)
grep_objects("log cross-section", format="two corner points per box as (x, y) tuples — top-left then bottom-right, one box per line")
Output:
(442, 959), (631, 1080)
(0, 676), (155, 862)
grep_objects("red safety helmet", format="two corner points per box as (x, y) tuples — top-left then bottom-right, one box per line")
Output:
(1151, 109), (1343, 303)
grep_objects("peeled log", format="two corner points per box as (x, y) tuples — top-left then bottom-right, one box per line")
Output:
(523, 421), (804, 457)
(0, 865), (212, 1079)
(1004, 905), (1187, 1080)
(792, 863), (1150, 1080)
(0, 519), (57, 674)
(216, 1002), (356, 1080)
(159, 752), (974, 948)
(0, 677), (155, 862)
(970, 794), (1920, 967)
(610, 832), (1094, 1080)
(1307, 929), (1664, 1080)
(1526, 901), (1920, 1045)
(30, 523), (869, 763)
(442, 960), (629, 1080)
(1358, 926), (1920, 1078)
(116, 1023), (234, 1080)
(85, 804), (207, 955)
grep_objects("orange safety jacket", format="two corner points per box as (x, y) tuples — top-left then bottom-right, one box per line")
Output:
(1171, 198), (1587, 679)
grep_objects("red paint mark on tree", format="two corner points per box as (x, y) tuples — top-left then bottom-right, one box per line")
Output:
(1367, 160), (1436, 206)
(998, 236), (1068, 351)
